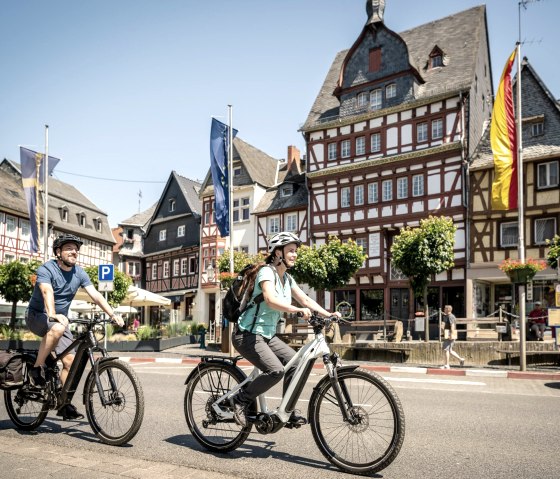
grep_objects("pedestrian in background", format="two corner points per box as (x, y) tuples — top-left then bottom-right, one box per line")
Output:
(440, 305), (465, 369)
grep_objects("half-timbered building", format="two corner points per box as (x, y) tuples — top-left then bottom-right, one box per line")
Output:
(197, 137), (278, 339)
(253, 145), (309, 251)
(469, 59), (560, 319)
(0, 159), (114, 266)
(300, 4), (492, 327)
(143, 172), (201, 324)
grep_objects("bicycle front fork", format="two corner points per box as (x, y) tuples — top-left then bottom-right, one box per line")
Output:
(323, 354), (356, 424)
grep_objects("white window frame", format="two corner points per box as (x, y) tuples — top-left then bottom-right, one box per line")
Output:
(368, 183), (378, 203)
(432, 118), (443, 139)
(370, 88), (382, 110)
(431, 55), (443, 68)
(537, 161), (559, 189)
(21, 219), (30, 238)
(233, 197), (250, 223)
(386, 83), (396, 99)
(417, 122), (428, 142)
(354, 185), (364, 206)
(356, 136), (366, 156)
(412, 174), (424, 197)
(281, 185), (293, 197)
(357, 91), (369, 107)
(6, 216), (16, 235)
(189, 257), (197, 274)
(341, 139), (351, 158)
(397, 177), (408, 199)
(268, 216), (280, 235)
(151, 263), (157, 280)
(341, 187), (351, 208)
(328, 143), (337, 161)
(159, 230), (167, 241)
(181, 258), (188, 275)
(286, 213), (297, 232)
(163, 261), (170, 278)
(173, 259), (180, 276)
(500, 222), (518, 248)
(382, 180), (393, 201)
(169, 199), (176, 212)
(534, 218), (556, 245)
(371, 132), (381, 152)
(177, 225), (185, 237)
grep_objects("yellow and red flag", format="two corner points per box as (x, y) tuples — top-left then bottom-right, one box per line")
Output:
(491, 49), (518, 210)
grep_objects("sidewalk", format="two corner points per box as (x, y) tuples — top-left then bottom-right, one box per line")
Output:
(116, 343), (560, 381)
(0, 434), (235, 479)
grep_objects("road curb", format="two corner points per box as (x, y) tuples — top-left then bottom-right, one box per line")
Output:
(118, 355), (560, 381)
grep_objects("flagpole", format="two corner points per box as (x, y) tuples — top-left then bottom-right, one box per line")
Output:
(43, 125), (50, 262)
(227, 105), (234, 357)
(515, 40), (527, 371)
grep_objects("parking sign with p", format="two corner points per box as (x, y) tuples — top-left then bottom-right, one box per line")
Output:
(98, 264), (114, 281)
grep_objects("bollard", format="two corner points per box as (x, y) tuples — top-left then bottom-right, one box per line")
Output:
(199, 327), (206, 349)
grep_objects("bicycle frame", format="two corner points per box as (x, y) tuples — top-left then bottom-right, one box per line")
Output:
(45, 321), (112, 409)
(212, 327), (334, 424)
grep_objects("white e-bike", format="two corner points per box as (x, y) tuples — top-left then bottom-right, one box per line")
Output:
(183, 313), (405, 475)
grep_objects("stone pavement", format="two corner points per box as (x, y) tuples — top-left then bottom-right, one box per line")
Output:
(0, 435), (234, 479)
(116, 342), (560, 381)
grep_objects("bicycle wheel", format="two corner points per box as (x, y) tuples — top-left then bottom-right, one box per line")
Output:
(84, 359), (144, 446)
(309, 367), (405, 475)
(184, 363), (253, 452)
(4, 385), (49, 431)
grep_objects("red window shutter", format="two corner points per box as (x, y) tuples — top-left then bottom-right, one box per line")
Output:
(369, 48), (381, 72)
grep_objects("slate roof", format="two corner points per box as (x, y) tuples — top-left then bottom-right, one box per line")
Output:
(302, 5), (487, 130)
(176, 173), (202, 216)
(470, 59), (560, 170)
(200, 136), (279, 195)
(119, 203), (157, 230)
(0, 159), (114, 244)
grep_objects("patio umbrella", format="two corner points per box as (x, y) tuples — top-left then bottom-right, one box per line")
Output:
(125, 286), (171, 307)
(70, 301), (102, 314)
(114, 305), (138, 314)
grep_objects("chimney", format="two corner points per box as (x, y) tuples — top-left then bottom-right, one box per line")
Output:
(286, 145), (301, 174)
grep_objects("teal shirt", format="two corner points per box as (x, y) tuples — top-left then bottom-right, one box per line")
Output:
(238, 265), (292, 339)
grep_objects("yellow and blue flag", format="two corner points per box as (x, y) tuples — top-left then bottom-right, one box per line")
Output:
(20, 147), (60, 253)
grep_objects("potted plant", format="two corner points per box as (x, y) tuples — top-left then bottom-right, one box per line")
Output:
(218, 271), (237, 290)
(498, 258), (547, 284)
(188, 322), (199, 343)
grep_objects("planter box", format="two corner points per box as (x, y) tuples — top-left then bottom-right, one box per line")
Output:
(0, 336), (193, 353)
(106, 335), (192, 352)
(506, 268), (537, 284)
(0, 340), (41, 351)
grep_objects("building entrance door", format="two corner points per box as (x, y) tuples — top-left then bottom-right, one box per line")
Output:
(390, 288), (409, 320)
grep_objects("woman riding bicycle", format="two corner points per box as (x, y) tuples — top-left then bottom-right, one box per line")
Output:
(230, 231), (340, 427)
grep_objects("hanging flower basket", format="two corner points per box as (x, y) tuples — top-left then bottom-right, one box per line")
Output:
(498, 258), (547, 284)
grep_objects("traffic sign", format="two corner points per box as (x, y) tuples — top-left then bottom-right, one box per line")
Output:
(98, 281), (114, 292)
(98, 264), (114, 282)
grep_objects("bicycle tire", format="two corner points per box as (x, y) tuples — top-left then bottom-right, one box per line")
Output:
(308, 367), (405, 475)
(184, 363), (253, 452)
(4, 386), (49, 431)
(84, 359), (144, 446)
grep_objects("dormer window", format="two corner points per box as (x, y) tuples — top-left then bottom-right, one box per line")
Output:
(429, 46), (444, 69)
(431, 55), (443, 68)
(531, 121), (544, 137)
(94, 217), (102, 232)
(233, 166), (242, 177)
(281, 185), (293, 197)
(370, 89), (382, 111)
(357, 92), (369, 107)
(386, 83), (397, 99)
(168, 199), (176, 212)
(78, 212), (86, 227)
(61, 207), (68, 222)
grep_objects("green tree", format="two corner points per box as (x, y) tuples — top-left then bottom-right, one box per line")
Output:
(546, 235), (560, 269)
(83, 266), (132, 306)
(0, 259), (41, 328)
(217, 250), (267, 289)
(391, 216), (456, 341)
(290, 236), (366, 291)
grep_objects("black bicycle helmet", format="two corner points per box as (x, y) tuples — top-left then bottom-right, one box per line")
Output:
(267, 232), (302, 254)
(52, 233), (83, 256)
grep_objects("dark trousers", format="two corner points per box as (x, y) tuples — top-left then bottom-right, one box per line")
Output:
(232, 328), (297, 403)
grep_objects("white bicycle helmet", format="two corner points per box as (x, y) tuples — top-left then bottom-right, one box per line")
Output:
(267, 232), (302, 254)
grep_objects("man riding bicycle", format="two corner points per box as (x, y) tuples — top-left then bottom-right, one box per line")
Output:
(25, 233), (124, 420)
(230, 232), (340, 427)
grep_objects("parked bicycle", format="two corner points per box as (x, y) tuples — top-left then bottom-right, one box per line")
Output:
(183, 312), (405, 475)
(4, 317), (144, 446)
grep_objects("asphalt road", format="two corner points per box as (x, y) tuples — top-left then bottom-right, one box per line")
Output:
(1, 361), (559, 479)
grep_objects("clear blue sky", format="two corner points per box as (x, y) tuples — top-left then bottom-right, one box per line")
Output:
(1, 0), (558, 227)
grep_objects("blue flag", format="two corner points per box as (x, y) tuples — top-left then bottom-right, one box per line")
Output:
(210, 118), (237, 237)
(20, 147), (60, 253)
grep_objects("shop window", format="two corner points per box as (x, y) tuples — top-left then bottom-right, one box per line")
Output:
(334, 290), (356, 321)
(361, 290), (384, 321)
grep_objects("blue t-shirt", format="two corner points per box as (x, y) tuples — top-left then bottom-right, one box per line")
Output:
(28, 260), (92, 316)
(238, 265), (292, 339)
